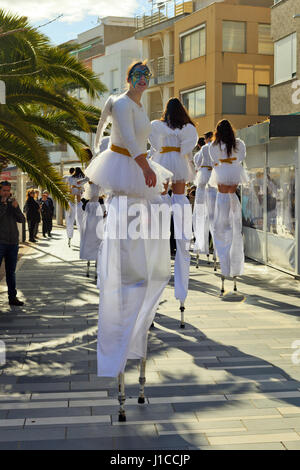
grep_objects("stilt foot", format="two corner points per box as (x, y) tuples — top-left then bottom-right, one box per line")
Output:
(180, 323), (185, 329)
(118, 413), (126, 422)
(138, 397), (145, 404)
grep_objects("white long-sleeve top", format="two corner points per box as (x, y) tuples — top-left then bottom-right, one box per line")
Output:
(209, 138), (248, 186)
(194, 143), (215, 187)
(63, 176), (89, 196)
(149, 120), (198, 182)
(85, 93), (172, 198)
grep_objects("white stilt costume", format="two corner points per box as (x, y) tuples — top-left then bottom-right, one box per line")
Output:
(149, 120), (197, 326)
(64, 175), (88, 244)
(85, 93), (172, 418)
(193, 144), (218, 268)
(80, 137), (110, 277)
(209, 138), (248, 293)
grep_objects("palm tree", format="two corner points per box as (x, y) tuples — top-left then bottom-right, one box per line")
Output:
(0, 10), (106, 207)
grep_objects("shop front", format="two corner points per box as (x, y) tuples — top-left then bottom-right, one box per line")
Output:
(238, 116), (300, 277)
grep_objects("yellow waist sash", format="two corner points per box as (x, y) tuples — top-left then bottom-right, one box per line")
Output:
(201, 165), (212, 170)
(160, 146), (180, 154)
(215, 157), (237, 166)
(111, 144), (147, 158)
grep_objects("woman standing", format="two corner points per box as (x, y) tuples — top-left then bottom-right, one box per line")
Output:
(85, 60), (171, 391)
(209, 120), (248, 292)
(24, 189), (40, 243)
(149, 98), (198, 315)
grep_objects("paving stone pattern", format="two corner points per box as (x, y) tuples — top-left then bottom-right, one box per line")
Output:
(1, 227), (300, 449)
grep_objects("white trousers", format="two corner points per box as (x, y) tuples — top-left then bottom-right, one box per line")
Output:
(213, 192), (244, 278)
(172, 194), (193, 303)
(80, 202), (104, 261)
(65, 202), (83, 239)
(97, 196), (171, 377)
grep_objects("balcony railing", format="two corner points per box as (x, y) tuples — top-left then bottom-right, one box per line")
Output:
(136, 0), (193, 32)
(149, 55), (174, 85)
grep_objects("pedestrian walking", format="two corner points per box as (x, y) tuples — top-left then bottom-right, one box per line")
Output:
(0, 180), (25, 306)
(209, 119), (248, 294)
(40, 191), (53, 237)
(33, 189), (41, 238)
(23, 188), (41, 243)
(85, 60), (172, 420)
(149, 98), (198, 325)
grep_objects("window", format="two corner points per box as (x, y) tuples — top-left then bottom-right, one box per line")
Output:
(223, 21), (246, 53)
(222, 84), (246, 114)
(275, 33), (297, 84)
(258, 24), (273, 55)
(180, 25), (206, 62)
(258, 85), (270, 115)
(181, 86), (206, 117)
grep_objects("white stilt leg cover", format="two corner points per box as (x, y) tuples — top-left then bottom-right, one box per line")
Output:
(97, 196), (171, 377)
(66, 202), (83, 239)
(172, 194), (193, 303)
(80, 202), (104, 261)
(213, 192), (244, 277)
(193, 184), (209, 254)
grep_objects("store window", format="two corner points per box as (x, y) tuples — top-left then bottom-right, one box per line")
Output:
(267, 166), (295, 239)
(180, 24), (206, 62)
(258, 24), (273, 55)
(223, 21), (246, 53)
(181, 86), (206, 117)
(242, 168), (264, 231)
(274, 32), (297, 84)
(222, 83), (246, 114)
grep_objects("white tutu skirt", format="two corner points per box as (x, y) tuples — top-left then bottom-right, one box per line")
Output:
(194, 168), (213, 187)
(151, 151), (195, 183)
(85, 148), (172, 199)
(210, 165), (249, 187)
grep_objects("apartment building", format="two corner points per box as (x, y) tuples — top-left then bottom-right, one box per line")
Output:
(136, 0), (274, 133)
(271, 0), (300, 114)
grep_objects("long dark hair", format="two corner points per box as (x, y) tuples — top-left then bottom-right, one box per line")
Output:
(161, 98), (195, 130)
(73, 167), (85, 178)
(213, 119), (237, 156)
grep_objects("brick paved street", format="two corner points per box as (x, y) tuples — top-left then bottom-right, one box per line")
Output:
(1, 227), (300, 449)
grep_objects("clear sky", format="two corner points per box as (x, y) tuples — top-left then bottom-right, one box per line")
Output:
(1, 0), (149, 45)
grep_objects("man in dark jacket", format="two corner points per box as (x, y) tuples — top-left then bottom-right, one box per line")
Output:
(40, 191), (54, 237)
(0, 181), (25, 306)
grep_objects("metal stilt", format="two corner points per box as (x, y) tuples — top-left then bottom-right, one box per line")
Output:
(94, 261), (97, 280)
(233, 276), (237, 292)
(196, 253), (199, 269)
(180, 302), (185, 329)
(207, 253), (210, 265)
(118, 372), (126, 422)
(86, 260), (90, 278)
(220, 276), (225, 297)
(68, 238), (71, 248)
(213, 250), (217, 272)
(138, 358), (146, 404)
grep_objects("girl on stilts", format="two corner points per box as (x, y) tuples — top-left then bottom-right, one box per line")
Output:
(85, 60), (172, 420)
(209, 120), (248, 295)
(64, 167), (88, 247)
(149, 98), (198, 327)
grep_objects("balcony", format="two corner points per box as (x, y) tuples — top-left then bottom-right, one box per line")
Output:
(149, 55), (174, 86)
(135, 0), (193, 33)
